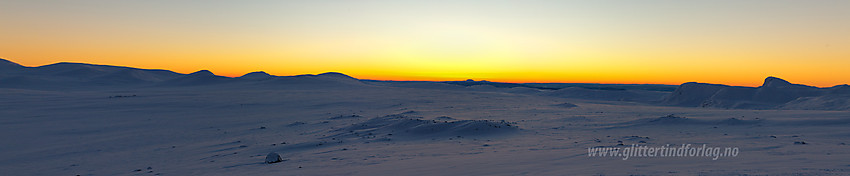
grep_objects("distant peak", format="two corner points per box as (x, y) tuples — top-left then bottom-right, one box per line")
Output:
(189, 70), (215, 76)
(239, 71), (273, 79)
(762, 76), (791, 87)
(318, 72), (346, 76)
(44, 62), (91, 66)
(242, 71), (270, 76)
(317, 72), (355, 79)
(680, 82), (726, 87)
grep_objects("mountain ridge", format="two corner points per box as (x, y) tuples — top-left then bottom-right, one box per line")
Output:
(664, 77), (849, 110)
(0, 58), (362, 89)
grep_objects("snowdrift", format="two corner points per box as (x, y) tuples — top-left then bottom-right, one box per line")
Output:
(605, 114), (763, 128)
(545, 87), (668, 102)
(331, 114), (519, 140)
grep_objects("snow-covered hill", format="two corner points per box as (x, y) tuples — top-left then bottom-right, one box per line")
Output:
(0, 58), (365, 90)
(664, 76), (850, 110)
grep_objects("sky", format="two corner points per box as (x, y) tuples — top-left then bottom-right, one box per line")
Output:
(1, 0), (848, 87)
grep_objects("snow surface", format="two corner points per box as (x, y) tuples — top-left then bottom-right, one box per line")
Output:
(1, 58), (849, 175)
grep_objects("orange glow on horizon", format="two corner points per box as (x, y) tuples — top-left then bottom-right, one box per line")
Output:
(5, 57), (847, 88)
(2, 1), (848, 88)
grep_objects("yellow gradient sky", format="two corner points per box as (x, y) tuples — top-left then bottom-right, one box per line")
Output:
(1, 0), (848, 87)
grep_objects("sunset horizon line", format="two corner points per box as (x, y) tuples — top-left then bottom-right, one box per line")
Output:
(3, 57), (845, 88)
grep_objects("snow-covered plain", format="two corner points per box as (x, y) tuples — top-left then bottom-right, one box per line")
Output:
(1, 59), (849, 175)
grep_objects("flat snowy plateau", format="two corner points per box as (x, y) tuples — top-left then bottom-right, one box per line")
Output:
(1, 59), (849, 175)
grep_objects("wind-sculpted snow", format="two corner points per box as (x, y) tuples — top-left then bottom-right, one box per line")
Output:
(266, 114), (521, 160)
(552, 102), (579, 108)
(602, 114), (763, 128)
(331, 114), (519, 140)
(545, 87), (668, 102)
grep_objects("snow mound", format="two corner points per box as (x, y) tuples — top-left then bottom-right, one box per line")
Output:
(265, 152), (282, 164)
(287, 121), (307, 127)
(329, 114), (363, 119)
(433, 116), (456, 121)
(644, 114), (693, 124)
(779, 94), (850, 111)
(553, 102), (578, 108)
(332, 115), (519, 139)
(663, 82), (735, 106)
(506, 87), (542, 94)
(466, 84), (500, 91)
(715, 117), (762, 125)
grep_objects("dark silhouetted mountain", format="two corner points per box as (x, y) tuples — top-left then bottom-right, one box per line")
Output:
(262, 72), (363, 86)
(33, 62), (113, 79)
(239, 71), (274, 80)
(443, 80), (532, 89)
(0, 59), (183, 89)
(762, 76), (792, 87)
(0, 58), (371, 89)
(662, 77), (850, 110)
(0, 58), (24, 71)
(752, 77), (823, 105)
(316, 72), (357, 80)
(29, 62), (179, 79)
(159, 70), (232, 86)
